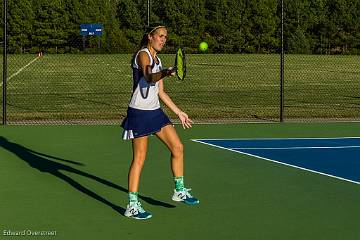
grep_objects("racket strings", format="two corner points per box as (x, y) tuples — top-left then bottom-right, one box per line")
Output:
(175, 48), (186, 81)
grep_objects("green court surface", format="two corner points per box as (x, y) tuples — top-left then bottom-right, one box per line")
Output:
(1, 123), (360, 240)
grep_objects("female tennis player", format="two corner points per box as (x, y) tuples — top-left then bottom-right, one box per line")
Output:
(121, 26), (199, 220)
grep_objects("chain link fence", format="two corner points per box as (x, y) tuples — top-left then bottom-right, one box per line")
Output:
(284, 54), (360, 121)
(1, 0), (360, 124)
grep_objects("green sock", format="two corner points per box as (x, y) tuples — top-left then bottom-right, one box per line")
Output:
(174, 176), (185, 191)
(129, 192), (139, 203)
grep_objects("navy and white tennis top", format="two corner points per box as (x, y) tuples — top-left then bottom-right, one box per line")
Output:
(128, 48), (162, 110)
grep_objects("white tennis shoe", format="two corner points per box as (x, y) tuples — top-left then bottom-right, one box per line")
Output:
(124, 201), (152, 220)
(172, 188), (200, 205)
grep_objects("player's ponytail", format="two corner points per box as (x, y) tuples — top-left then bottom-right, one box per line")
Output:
(140, 34), (149, 48)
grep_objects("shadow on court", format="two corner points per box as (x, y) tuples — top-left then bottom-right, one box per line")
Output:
(0, 137), (175, 216)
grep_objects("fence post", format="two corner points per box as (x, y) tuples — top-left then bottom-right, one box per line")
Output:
(2, 0), (7, 125)
(280, 0), (284, 122)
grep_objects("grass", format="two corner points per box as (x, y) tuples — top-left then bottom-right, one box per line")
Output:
(1, 53), (360, 123)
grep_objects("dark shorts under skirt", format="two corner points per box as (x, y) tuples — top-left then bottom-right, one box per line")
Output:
(121, 107), (172, 140)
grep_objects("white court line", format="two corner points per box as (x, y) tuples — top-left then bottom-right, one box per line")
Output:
(194, 136), (360, 141)
(192, 139), (360, 185)
(0, 55), (41, 86)
(232, 145), (360, 150)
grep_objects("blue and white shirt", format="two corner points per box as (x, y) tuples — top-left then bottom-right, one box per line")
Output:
(128, 48), (162, 110)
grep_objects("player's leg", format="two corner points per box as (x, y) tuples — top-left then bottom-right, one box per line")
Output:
(125, 136), (152, 220)
(156, 125), (199, 205)
(156, 124), (183, 176)
(128, 136), (148, 192)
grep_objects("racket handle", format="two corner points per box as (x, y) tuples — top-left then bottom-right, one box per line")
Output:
(161, 68), (174, 77)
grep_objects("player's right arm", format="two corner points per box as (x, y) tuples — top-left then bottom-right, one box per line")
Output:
(137, 52), (173, 83)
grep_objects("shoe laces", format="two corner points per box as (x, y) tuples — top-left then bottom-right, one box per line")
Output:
(134, 202), (146, 213)
(182, 188), (193, 198)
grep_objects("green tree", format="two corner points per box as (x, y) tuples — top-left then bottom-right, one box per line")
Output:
(287, 28), (311, 53)
(284, 0), (328, 54)
(325, 0), (360, 54)
(224, 1), (248, 53)
(2, 0), (359, 55)
(32, 0), (68, 53)
(63, 0), (87, 51)
(240, 0), (278, 53)
(157, 0), (206, 51)
(102, 0), (133, 52)
(116, 0), (143, 50)
(8, 0), (34, 53)
(204, 0), (229, 52)
(117, 0), (143, 29)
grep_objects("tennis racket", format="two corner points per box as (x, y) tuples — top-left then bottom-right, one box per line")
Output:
(173, 47), (186, 81)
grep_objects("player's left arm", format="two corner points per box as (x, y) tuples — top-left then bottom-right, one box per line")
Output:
(158, 80), (193, 129)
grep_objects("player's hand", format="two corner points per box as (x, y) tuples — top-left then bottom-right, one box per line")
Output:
(167, 67), (176, 77)
(177, 111), (193, 129)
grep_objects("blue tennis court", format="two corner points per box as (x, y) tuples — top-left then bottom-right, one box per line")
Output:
(193, 137), (360, 185)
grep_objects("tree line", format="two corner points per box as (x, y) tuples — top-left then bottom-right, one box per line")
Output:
(1, 0), (360, 54)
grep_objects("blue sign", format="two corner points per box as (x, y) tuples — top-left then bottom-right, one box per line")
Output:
(80, 24), (103, 36)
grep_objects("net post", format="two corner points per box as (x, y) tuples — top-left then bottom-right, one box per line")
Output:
(2, 0), (7, 125)
(279, 0), (285, 122)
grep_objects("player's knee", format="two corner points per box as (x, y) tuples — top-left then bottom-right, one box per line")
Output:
(132, 160), (145, 170)
(171, 143), (184, 157)
(133, 153), (147, 165)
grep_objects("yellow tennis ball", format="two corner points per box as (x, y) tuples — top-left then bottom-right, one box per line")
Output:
(199, 42), (208, 52)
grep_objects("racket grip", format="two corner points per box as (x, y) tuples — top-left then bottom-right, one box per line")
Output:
(167, 67), (176, 76)
(161, 68), (173, 78)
